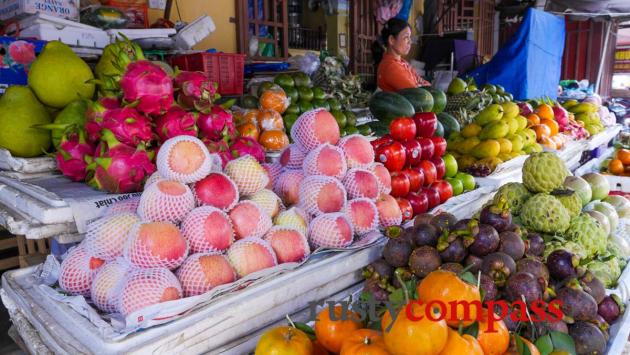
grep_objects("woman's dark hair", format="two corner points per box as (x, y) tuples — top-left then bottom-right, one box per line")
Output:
(372, 18), (411, 67)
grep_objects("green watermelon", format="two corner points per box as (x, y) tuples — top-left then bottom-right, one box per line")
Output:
(275, 74), (295, 87)
(298, 100), (314, 112)
(286, 104), (301, 115)
(284, 86), (299, 103)
(428, 88), (447, 113)
(293, 72), (312, 87)
(241, 95), (258, 109)
(368, 92), (414, 122)
(313, 99), (330, 111)
(398, 87), (434, 113)
(437, 112), (460, 138)
(435, 121), (444, 137)
(327, 98), (342, 111)
(313, 87), (326, 100)
(298, 86), (314, 102)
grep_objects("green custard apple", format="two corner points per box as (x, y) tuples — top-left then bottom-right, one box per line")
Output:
(553, 190), (582, 219)
(520, 193), (571, 234)
(564, 213), (607, 258)
(522, 152), (568, 193)
(587, 259), (620, 288)
(543, 240), (588, 260)
(492, 182), (531, 215)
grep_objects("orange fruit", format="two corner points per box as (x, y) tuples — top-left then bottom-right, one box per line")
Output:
(314, 306), (362, 353)
(535, 103), (554, 120)
(551, 135), (564, 149)
(237, 122), (260, 141)
(539, 136), (557, 150)
(234, 109), (261, 127)
(259, 89), (289, 114)
(616, 149), (630, 165)
(609, 159), (625, 175)
(258, 109), (285, 131)
(540, 118), (559, 136)
(526, 113), (540, 126)
(259, 130), (290, 151)
(532, 124), (551, 139)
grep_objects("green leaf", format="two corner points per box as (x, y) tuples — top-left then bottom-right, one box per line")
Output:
(388, 288), (404, 305)
(462, 321), (479, 338)
(460, 271), (478, 286)
(534, 334), (554, 355)
(549, 331), (577, 355)
(515, 334), (531, 355)
(293, 322), (316, 340)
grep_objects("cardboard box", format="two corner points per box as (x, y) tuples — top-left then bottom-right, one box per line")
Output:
(0, 36), (46, 93)
(0, 0), (80, 22)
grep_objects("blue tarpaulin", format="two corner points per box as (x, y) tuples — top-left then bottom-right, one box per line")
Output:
(468, 8), (565, 100)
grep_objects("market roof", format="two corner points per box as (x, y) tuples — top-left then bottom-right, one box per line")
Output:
(545, 0), (630, 20)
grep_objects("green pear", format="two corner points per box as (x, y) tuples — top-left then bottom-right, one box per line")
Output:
(28, 41), (95, 108)
(0, 86), (51, 157)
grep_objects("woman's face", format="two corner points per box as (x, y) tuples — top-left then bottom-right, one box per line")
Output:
(388, 26), (412, 56)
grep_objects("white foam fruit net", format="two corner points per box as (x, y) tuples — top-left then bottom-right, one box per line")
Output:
(137, 180), (196, 224)
(124, 221), (189, 270)
(175, 252), (237, 297)
(273, 169), (305, 206)
(263, 226), (310, 264)
(290, 108), (340, 153)
(105, 197), (141, 216)
(90, 258), (131, 313)
(117, 267), (182, 317)
(274, 207), (310, 236)
(302, 143), (347, 179)
(156, 135), (215, 184)
(262, 162), (283, 189)
(181, 206), (234, 253)
(224, 155), (269, 196)
(226, 237), (278, 278)
(344, 198), (379, 235)
(83, 212), (140, 261)
(342, 168), (380, 200)
(337, 134), (375, 169)
(279, 144), (306, 169)
(228, 200), (273, 239)
(192, 172), (239, 211)
(144, 172), (163, 188)
(246, 189), (284, 218)
(308, 213), (354, 249)
(369, 162), (392, 195)
(58, 246), (105, 297)
(298, 175), (347, 216)
(378, 195), (403, 227)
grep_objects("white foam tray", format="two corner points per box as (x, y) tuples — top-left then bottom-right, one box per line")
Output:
(587, 125), (622, 150)
(1, 243), (383, 354)
(0, 200), (77, 240)
(0, 148), (57, 174)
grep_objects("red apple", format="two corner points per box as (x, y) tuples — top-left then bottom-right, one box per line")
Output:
(421, 187), (441, 209)
(431, 136), (447, 158)
(430, 180), (454, 203)
(395, 197), (414, 222)
(402, 168), (424, 193)
(370, 134), (394, 150)
(390, 171), (410, 198)
(375, 141), (406, 172)
(412, 112), (437, 138)
(406, 192), (429, 215)
(418, 138), (435, 162)
(430, 157), (445, 180)
(389, 117), (417, 142)
(402, 139), (423, 166)
(418, 160), (437, 186)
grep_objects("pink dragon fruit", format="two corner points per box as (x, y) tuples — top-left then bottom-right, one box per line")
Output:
(197, 105), (236, 141)
(517, 102), (534, 116)
(173, 71), (219, 111)
(154, 106), (198, 142)
(56, 131), (94, 182)
(203, 138), (232, 168)
(85, 98), (120, 143)
(552, 103), (569, 129)
(87, 129), (156, 193)
(119, 60), (174, 115)
(229, 136), (265, 163)
(100, 107), (153, 146)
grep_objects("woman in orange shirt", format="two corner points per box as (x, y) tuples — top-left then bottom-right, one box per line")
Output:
(373, 18), (430, 92)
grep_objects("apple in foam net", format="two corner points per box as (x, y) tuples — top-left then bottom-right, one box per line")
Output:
(193, 173), (238, 210)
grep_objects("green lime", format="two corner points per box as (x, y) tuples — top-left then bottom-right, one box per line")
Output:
(483, 84), (496, 94)
(293, 72), (312, 87)
(345, 126), (359, 135)
(286, 104), (301, 115)
(340, 127), (347, 136)
(357, 124), (372, 136)
(298, 100), (314, 112)
(284, 86), (299, 103)
(274, 73), (295, 87)
(257, 81), (275, 97)
(240, 95), (258, 109)
(455, 172), (476, 191)
(328, 98), (342, 111)
(298, 86), (314, 102)
(344, 110), (357, 126)
(331, 109), (347, 128)
(283, 113), (298, 131)
(312, 99), (330, 111)
(312, 87), (326, 100)
(446, 178), (464, 196)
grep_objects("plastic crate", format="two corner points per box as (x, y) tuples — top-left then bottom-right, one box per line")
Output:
(170, 53), (246, 95)
(102, 1), (148, 29)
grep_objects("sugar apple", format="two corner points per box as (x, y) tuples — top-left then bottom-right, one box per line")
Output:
(587, 259), (620, 288)
(522, 152), (568, 193)
(543, 240), (588, 260)
(520, 193), (571, 234)
(492, 182), (531, 215)
(564, 213), (607, 258)
(553, 190), (582, 219)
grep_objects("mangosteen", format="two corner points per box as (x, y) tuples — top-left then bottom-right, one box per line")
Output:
(516, 257), (550, 288)
(579, 271), (606, 304)
(363, 258), (394, 281)
(481, 252), (516, 287)
(430, 212), (458, 234)
(363, 279), (390, 303)
(400, 227), (416, 245)
(437, 236), (467, 263)
(413, 213), (434, 228)
(383, 238), (412, 267)
(504, 223), (519, 232)
(569, 321), (607, 355)
(493, 303), (518, 331)
(525, 233), (545, 257)
(598, 295), (624, 324)
(465, 254), (483, 274)
(466, 224), (500, 257)
(409, 246), (442, 278)
(505, 272), (543, 304)
(410, 224), (439, 247)
(556, 284), (598, 321)
(498, 231), (525, 260)
(392, 267), (415, 289)
(546, 319), (569, 334)
(479, 204), (512, 232)
(590, 314), (610, 335)
(546, 249), (579, 280)
(479, 274), (498, 301)
(440, 262), (464, 274)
